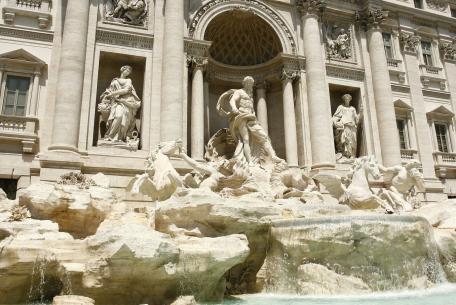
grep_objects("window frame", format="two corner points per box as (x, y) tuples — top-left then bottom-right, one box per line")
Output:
(396, 118), (410, 150)
(434, 122), (451, 153)
(382, 32), (394, 59)
(414, 0), (423, 9)
(451, 6), (456, 18)
(0, 72), (33, 117)
(1, 74), (32, 117)
(420, 40), (434, 67)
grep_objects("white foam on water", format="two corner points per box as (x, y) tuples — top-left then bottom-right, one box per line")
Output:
(240, 283), (456, 300)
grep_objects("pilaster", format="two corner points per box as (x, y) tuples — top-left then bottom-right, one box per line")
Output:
(400, 30), (441, 186)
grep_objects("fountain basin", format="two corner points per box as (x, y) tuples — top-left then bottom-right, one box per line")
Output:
(261, 215), (446, 294)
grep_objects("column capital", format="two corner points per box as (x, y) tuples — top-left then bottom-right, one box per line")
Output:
(296, 0), (326, 18)
(281, 69), (300, 82)
(439, 39), (456, 62)
(400, 32), (421, 54)
(255, 80), (270, 91)
(187, 55), (208, 71)
(356, 8), (388, 31)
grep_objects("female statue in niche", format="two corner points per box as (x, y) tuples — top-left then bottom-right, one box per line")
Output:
(332, 93), (361, 162)
(98, 65), (141, 148)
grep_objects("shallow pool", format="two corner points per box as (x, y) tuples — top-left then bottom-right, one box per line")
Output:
(206, 284), (456, 305)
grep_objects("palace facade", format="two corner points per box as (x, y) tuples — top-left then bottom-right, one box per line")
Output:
(0, 0), (455, 202)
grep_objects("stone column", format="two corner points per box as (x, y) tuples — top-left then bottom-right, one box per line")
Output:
(188, 56), (208, 161)
(49, 0), (91, 152)
(256, 81), (269, 135)
(298, 0), (335, 169)
(401, 32), (439, 180)
(29, 71), (40, 116)
(359, 8), (401, 166)
(282, 70), (299, 167)
(204, 78), (211, 142)
(160, 0), (185, 142)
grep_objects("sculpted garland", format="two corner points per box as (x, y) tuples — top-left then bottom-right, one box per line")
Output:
(129, 76), (424, 214)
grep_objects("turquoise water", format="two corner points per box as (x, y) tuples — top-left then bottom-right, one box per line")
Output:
(205, 284), (456, 305)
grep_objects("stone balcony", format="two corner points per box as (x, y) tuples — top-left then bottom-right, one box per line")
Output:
(387, 58), (406, 84)
(433, 151), (456, 178)
(400, 149), (419, 161)
(0, 115), (39, 153)
(2, 0), (52, 29)
(419, 64), (447, 90)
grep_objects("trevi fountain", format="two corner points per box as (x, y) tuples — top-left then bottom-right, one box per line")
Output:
(1, 76), (456, 305)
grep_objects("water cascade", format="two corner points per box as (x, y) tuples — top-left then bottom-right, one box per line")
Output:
(262, 215), (447, 294)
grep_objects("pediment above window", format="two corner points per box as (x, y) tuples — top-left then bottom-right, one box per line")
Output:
(0, 49), (46, 73)
(427, 105), (455, 120)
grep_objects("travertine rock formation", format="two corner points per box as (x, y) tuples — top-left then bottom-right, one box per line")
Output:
(263, 215), (445, 293)
(0, 184), (250, 305)
(2, 181), (456, 305)
(19, 182), (116, 238)
(296, 263), (370, 294)
(53, 295), (95, 305)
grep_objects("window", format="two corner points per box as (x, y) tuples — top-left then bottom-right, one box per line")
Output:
(451, 7), (456, 18)
(421, 41), (433, 66)
(397, 119), (409, 149)
(414, 0), (423, 9)
(382, 33), (394, 59)
(435, 123), (450, 153)
(2, 75), (30, 116)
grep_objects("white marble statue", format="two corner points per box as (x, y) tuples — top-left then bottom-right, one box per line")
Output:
(217, 76), (278, 165)
(105, 0), (148, 26)
(332, 94), (361, 163)
(128, 76), (323, 203)
(98, 65), (141, 150)
(378, 159), (425, 211)
(326, 26), (351, 60)
(128, 140), (183, 201)
(314, 155), (395, 213)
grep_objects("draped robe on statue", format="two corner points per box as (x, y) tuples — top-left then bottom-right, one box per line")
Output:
(100, 77), (141, 142)
(216, 89), (277, 164)
(332, 104), (359, 159)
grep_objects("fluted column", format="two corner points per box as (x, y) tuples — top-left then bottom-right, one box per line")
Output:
(188, 56), (208, 160)
(160, 0), (185, 142)
(298, 0), (335, 169)
(256, 81), (269, 135)
(359, 8), (401, 166)
(282, 70), (299, 167)
(49, 0), (90, 152)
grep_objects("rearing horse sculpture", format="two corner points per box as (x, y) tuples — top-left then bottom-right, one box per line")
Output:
(314, 155), (394, 213)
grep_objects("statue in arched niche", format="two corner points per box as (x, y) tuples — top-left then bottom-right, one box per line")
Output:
(216, 76), (278, 165)
(98, 65), (141, 151)
(332, 93), (361, 163)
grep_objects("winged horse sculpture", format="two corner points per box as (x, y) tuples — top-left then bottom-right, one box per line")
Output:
(314, 155), (395, 213)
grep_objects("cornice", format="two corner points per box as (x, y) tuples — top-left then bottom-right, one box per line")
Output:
(95, 29), (154, 50)
(0, 25), (53, 42)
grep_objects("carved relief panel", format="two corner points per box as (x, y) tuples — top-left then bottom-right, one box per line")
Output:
(103, 0), (149, 27)
(324, 23), (354, 61)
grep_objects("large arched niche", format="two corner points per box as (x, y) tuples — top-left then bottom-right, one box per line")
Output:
(204, 10), (283, 66)
(188, 1), (296, 160)
(189, 0), (297, 55)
